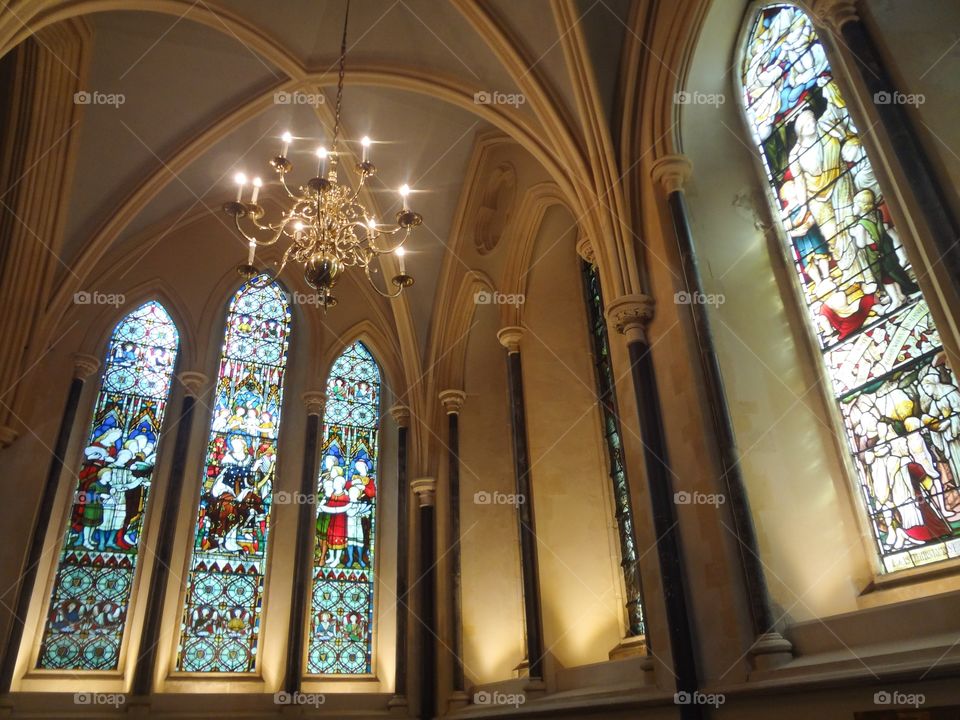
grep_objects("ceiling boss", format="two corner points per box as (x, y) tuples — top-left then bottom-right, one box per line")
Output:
(222, 0), (420, 309)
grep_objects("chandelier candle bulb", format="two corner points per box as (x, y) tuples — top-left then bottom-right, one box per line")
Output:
(250, 177), (262, 204)
(316, 146), (328, 176)
(395, 246), (406, 273)
(281, 131), (292, 157)
(247, 239), (256, 265)
(234, 172), (247, 202)
(400, 184), (410, 212)
(361, 136), (371, 163)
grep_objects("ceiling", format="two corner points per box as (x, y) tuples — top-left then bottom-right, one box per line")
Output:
(55, 0), (632, 353)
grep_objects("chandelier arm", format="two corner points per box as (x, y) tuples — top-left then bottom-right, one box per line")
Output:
(279, 173), (307, 200)
(239, 217), (287, 246)
(364, 262), (403, 299)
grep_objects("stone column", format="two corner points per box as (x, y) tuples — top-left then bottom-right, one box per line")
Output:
(438, 389), (468, 711)
(652, 155), (793, 670)
(131, 371), (209, 698)
(411, 477), (437, 720)
(281, 391), (326, 696)
(388, 404), (411, 713)
(605, 297), (703, 720)
(0, 353), (99, 692)
(810, 0), (960, 285)
(496, 327), (545, 687)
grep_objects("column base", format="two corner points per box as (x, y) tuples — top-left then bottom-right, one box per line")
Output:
(387, 694), (409, 714)
(608, 634), (647, 661)
(125, 696), (151, 717)
(522, 678), (547, 699)
(447, 690), (469, 712)
(748, 631), (794, 671)
(0, 425), (17, 448)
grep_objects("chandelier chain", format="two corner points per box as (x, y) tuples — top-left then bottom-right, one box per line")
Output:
(331, 0), (351, 153)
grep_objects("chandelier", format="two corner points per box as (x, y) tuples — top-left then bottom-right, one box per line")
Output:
(222, 0), (420, 309)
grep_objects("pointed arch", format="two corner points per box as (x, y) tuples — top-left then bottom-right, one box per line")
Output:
(36, 301), (179, 670)
(307, 341), (382, 675)
(738, 3), (960, 571)
(175, 275), (292, 672)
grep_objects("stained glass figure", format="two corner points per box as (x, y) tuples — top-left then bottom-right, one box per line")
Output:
(307, 341), (380, 674)
(741, 4), (960, 570)
(176, 277), (290, 672)
(581, 262), (645, 636)
(38, 301), (179, 670)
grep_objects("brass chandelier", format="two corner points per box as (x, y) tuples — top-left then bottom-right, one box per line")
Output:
(222, 0), (420, 308)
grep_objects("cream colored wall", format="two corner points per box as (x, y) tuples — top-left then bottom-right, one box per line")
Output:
(520, 205), (625, 671)
(458, 305), (526, 685)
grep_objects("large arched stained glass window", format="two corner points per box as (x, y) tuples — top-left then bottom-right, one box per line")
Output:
(38, 301), (179, 670)
(176, 277), (291, 672)
(741, 4), (960, 571)
(307, 341), (381, 674)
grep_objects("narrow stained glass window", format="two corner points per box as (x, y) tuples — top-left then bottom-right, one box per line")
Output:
(176, 277), (291, 672)
(38, 301), (179, 670)
(580, 261), (645, 637)
(741, 4), (960, 571)
(307, 341), (380, 674)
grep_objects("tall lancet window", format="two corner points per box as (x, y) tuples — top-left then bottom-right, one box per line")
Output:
(741, 4), (960, 571)
(38, 301), (179, 670)
(176, 277), (291, 672)
(307, 341), (381, 675)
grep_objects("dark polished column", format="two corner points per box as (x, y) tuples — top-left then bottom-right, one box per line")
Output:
(496, 327), (545, 687)
(131, 371), (209, 697)
(812, 0), (960, 284)
(0, 353), (99, 693)
(605, 298), (702, 720)
(438, 389), (468, 711)
(652, 155), (793, 670)
(388, 404), (411, 712)
(282, 391), (326, 696)
(411, 478), (437, 720)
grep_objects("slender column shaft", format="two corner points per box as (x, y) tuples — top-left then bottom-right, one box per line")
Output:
(411, 478), (437, 720)
(133, 371), (207, 696)
(439, 390), (466, 694)
(0, 355), (98, 692)
(283, 391), (325, 695)
(496, 328), (544, 680)
(391, 405), (411, 705)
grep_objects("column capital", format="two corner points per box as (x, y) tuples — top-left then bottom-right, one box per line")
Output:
(177, 371), (209, 398)
(389, 403), (411, 427)
(575, 235), (595, 264)
(72, 352), (100, 380)
(438, 389), (466, 415)
(605, 294), (656, 343)
(411, 477), (436, 508)
(808, 0), (860, 32)
(302, 390), (327, 416)
(497, 326), (524, 353)
(651, 154), (693, 194)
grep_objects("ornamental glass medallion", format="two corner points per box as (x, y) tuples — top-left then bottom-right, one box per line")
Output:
(176, 277), (291, 672)
(741, 4), (960, 570)
(38, 301), (179, 670)
(307, 341), (380, 674)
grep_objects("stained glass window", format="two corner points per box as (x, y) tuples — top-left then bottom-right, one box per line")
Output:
(580, 261), (645, 636)
(176, 277), (290, 672)
(741, 4), (960, 571)
(38, 301), (179, 670)
(307, 341), (381, 674)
